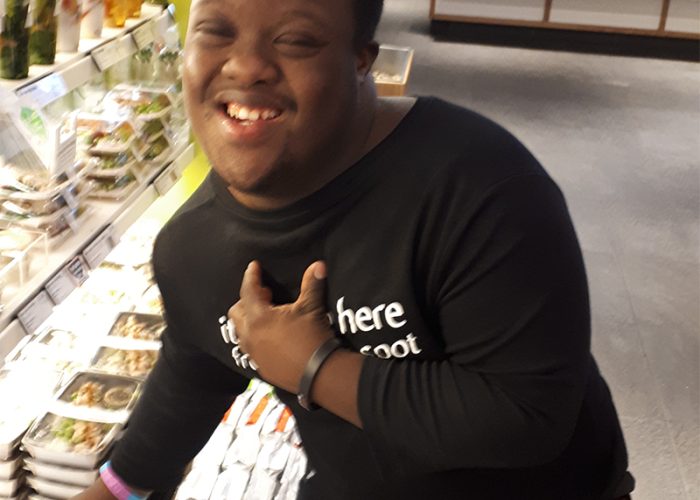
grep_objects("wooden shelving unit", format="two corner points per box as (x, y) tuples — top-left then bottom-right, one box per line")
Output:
(429, 0), (700, 40)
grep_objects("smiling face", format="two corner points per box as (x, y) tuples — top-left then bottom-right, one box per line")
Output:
(184, 0), (378, 209)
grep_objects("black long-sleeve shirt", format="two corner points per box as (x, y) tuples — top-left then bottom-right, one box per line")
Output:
(111, 97), (632, 499)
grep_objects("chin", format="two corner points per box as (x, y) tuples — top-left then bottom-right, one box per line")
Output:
(214, 156), (287, 195)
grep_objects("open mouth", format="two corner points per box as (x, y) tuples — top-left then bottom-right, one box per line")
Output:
(223, 102), (283, 125)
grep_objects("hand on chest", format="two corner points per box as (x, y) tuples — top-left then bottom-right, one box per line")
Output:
(200, 259), (442, 382)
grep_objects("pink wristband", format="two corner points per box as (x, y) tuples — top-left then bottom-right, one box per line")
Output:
(99, 461), (149, 500)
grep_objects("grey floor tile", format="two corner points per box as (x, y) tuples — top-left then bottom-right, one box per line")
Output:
(622, 416), (689, 500)
(615, 253), (700, 497)
(585, 250), (666, 421)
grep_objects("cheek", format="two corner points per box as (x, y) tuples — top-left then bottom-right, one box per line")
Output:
(295, 61), (358, 122)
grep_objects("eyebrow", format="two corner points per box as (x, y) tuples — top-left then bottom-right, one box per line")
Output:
(280, 8), (331, 29)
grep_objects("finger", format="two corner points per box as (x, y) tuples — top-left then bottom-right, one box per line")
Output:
(239, 261), (272, 307)
(295, 261), (327, 315)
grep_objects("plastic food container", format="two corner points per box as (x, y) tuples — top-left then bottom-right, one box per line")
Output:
(26, 475), (82, 499)
(104, 0), (128, 27)
(76, 116), (137, 156)
(371, 45), (414, 97)
(56, 0), (82, 53)
(0, 428), (23, 462)
(55, 371), (140, 413)
(87, 131), (136, 155)
(88, 175), (138, 200)
(80, 0), (103, 39)
(28, 0), (57, 65)
(107, 312), (164, 342)
(86, 154), (139, 179)
(0, 367), (62, 460)
(90, 347), (158, 379)
(4, 329), (94, 377)
(24, 458), (98, 487)
(126, 0), (141, 17)
(0, 205), (82, 238)
(140, 135), (171, 166)
(34, 329), (80, 351)
(0, 0), (31, 80)
(133, 284), (163, 315)
(140, 119), (168, 143)
(22, 413), (119, 469)
(0, 456), (21, 480)
(104, 85), (174, 122)
(0, 473), (23, 497)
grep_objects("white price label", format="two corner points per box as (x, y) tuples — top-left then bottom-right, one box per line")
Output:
(154, 166), (179, 196)
(18, 291), (55, 334)
(83, 227), (114, 269)
(92, 40), (123, 71)
(65, 255), (89, 285)
(132, 21), (155, 50)
(15, 73), (68, 109)
(45, 268), (77, 304)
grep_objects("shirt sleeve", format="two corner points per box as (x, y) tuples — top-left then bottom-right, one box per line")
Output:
(357, 173), (592, 476)
(109, 233), (249, 491)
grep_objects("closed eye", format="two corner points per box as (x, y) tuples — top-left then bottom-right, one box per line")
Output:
(195, 22), (234, 39)
(274, 33), (327, 57)
(275, 35), (322, 47)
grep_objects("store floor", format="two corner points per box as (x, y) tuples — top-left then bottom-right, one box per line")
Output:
(376, 1), (700, 499)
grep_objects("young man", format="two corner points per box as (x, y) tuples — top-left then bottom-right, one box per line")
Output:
(76, 0), (635, 498)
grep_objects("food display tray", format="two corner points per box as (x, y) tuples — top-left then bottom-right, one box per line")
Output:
(107, 312), (164, 342)
(23, 458), (98, 487)
(0, 456), (20, 480)
(90, 346), (159, 380)
(0, 473), (23, 497)
(26, 475), (82, 499)
(55, 371), (141, 413)
(22, 413), (119, 469)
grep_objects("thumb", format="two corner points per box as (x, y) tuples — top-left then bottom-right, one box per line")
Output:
(296, 261), (327, 315)
(240, 261), (273, 307)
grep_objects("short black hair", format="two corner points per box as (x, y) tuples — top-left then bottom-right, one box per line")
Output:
(353, 0), (384, 46)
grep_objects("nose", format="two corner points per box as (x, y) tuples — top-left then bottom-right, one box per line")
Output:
(220, 39), (279, 88)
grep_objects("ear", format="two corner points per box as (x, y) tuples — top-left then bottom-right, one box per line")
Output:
(355, 41), (380, 82)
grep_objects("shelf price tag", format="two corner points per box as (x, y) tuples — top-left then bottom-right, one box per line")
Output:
(18, 290), (55, 334)
(132, 20), (155, 50)
(92, 39), (123, 71)
(154, 165), (179, 196)
(15, 73), (68, 109)
(83, 226), (114, 269)
(65, 255), (89, 285)
(45, 268), (77, 304)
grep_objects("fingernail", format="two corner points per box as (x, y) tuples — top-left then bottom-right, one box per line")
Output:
(314, 262), (326, 280)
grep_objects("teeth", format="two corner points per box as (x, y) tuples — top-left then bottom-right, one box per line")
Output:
(226, 103), (281, 122)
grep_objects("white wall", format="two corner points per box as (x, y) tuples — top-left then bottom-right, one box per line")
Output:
(549, 0), (664, 30)
(434, 0), (546, 22)
(666, 0), (700, 33)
